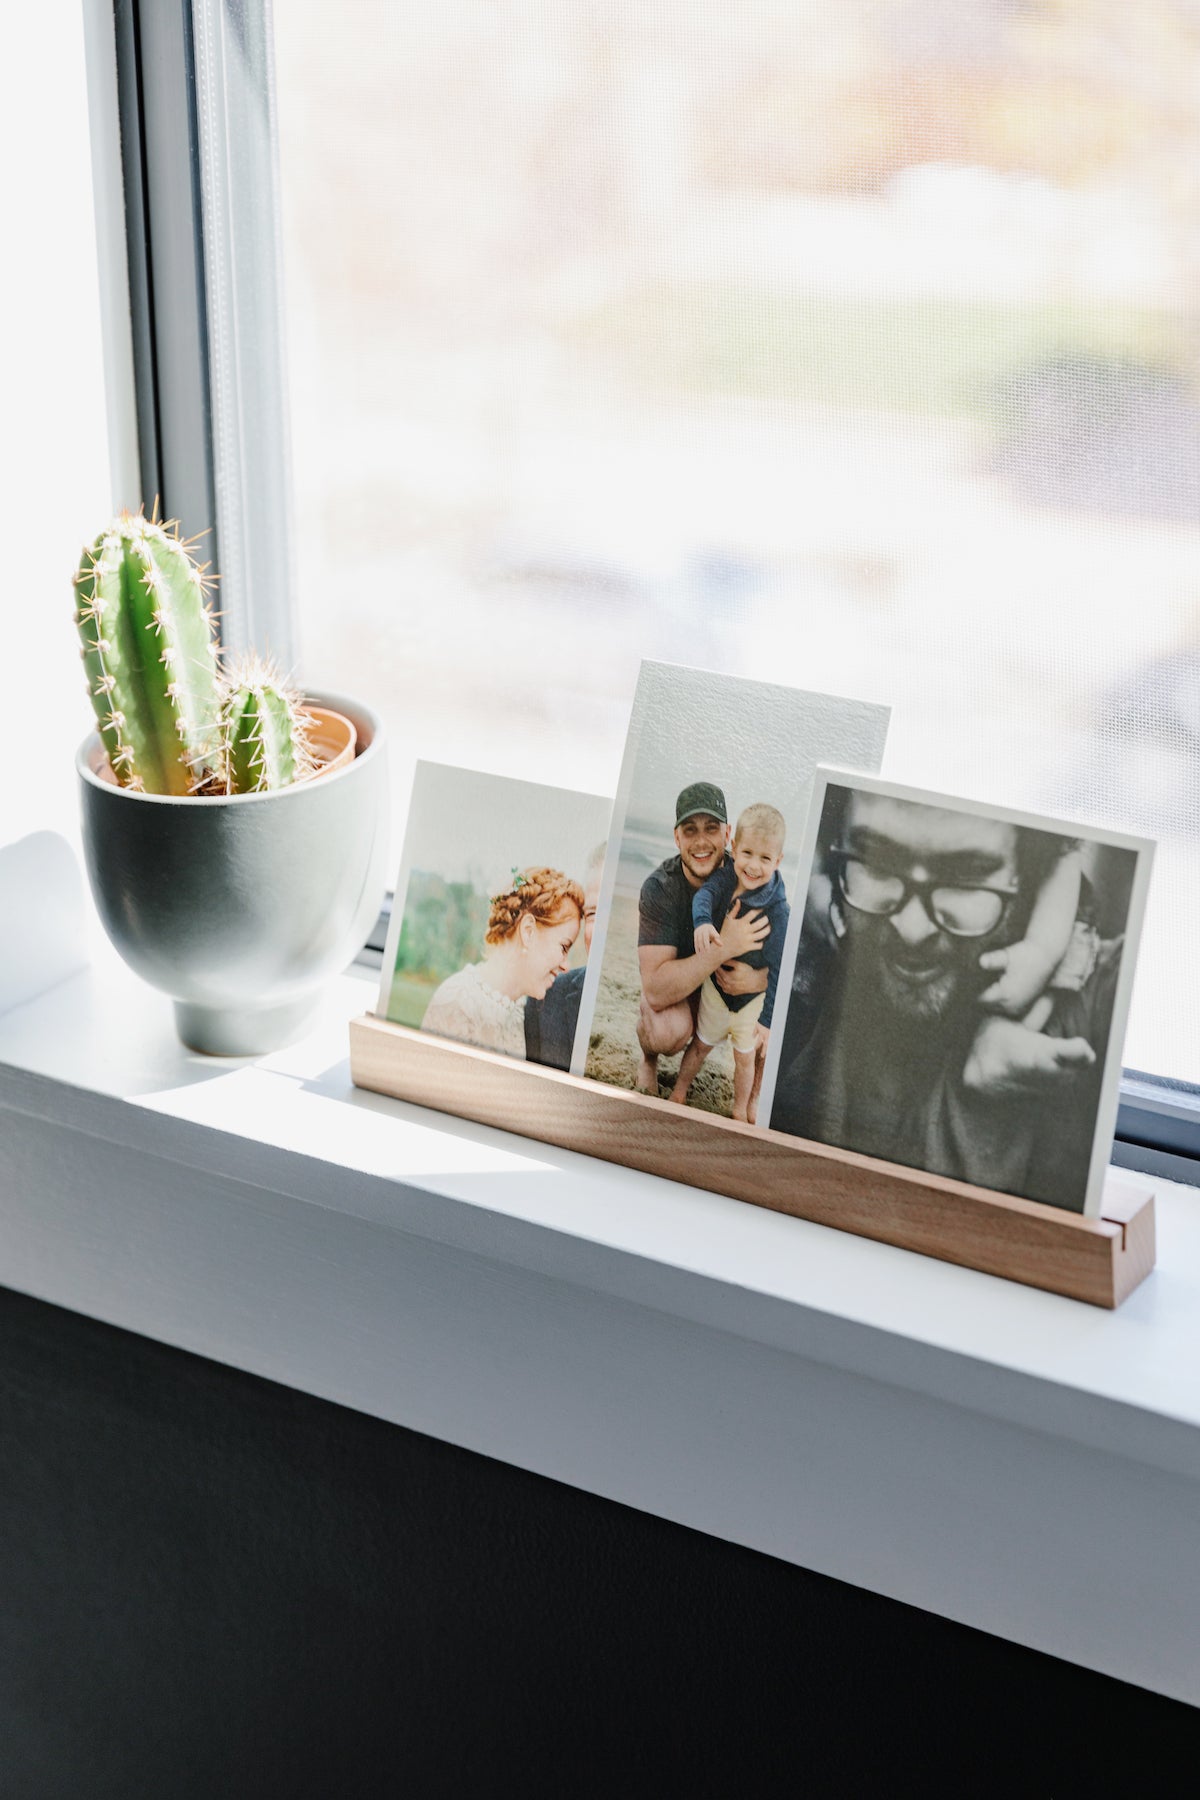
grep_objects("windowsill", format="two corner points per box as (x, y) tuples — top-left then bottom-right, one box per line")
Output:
(2, 935), (1199, 1707)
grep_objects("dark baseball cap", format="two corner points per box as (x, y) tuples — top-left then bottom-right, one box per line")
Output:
(675, 782), (728, 827)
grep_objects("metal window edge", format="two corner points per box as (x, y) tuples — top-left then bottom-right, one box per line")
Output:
(109, 0), (297, 664)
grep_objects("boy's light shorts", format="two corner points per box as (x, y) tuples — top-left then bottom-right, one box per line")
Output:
(697, 975), (764, 1054)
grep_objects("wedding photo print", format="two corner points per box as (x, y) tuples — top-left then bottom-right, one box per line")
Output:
(378, 763), (611, 1070)
(761, 771), (1154, 1215)
(574, 662), (890, 1121)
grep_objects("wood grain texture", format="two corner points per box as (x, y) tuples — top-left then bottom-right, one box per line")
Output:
(349, 1015), (1155, 1309)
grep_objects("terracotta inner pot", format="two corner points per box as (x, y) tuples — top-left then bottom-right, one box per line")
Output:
(89, 702), (358, 793)
(303, 705), (356, 777)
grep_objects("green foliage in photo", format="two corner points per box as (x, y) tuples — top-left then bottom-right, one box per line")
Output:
(386, 870), (491, 1027)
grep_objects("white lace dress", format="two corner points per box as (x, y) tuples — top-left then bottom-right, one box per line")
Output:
(421, 961), (527, 1059)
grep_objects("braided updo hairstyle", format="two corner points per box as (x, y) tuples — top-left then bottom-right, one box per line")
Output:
(485, 867), (585, 945)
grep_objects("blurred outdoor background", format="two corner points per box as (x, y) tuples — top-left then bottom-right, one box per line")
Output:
(274, 0), (1200, 1082)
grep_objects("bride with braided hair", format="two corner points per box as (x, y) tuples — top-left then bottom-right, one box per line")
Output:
(421, 866), (585, 1060)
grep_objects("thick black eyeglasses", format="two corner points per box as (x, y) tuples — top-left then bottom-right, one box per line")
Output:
(830, 849), (1018, 939)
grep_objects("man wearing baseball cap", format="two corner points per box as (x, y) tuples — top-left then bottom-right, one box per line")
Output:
(635, 781), (771, 1096)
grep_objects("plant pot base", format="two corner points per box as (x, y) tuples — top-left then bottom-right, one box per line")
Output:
(174, 995), (320, 1057)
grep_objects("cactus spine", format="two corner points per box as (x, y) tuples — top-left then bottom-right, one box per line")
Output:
(219, 658), (316, 795)
(74, 511), (221, 795)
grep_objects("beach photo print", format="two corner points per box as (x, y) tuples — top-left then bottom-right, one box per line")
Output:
(759, 769), (1154, 1215)
(574, 661), (890, 1122)
(378, 762), (612, 1070)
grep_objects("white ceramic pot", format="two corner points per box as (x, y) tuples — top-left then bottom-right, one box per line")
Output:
(77, 690), (388, 1054)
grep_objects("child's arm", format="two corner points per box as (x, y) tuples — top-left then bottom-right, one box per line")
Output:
(693, 866), (729, 956)
(963, 997), (1096, 1097)
(758, 892), (789, 1030)
(752, 895), (791, 1053)
(979, 845), (1081, 1017)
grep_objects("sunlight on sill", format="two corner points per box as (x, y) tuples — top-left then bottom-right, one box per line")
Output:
(130, 1053), (563, 1182)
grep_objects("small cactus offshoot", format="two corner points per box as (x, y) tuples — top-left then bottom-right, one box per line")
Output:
(74, 509), (221, 795)
(219, 657), (317, 795)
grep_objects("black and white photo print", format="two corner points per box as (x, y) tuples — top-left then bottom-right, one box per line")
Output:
(761, 770), (1154, 1215)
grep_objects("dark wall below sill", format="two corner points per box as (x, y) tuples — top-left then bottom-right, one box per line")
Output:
(1, 1284), (1195, 1799)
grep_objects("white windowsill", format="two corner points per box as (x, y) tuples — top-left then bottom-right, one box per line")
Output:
(2, 932), (1199, 1708)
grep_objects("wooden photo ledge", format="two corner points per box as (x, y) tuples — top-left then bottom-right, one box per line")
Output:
(349, 1014), (1155, 1309)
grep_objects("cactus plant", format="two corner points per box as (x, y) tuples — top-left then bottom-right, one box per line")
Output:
(74, 510), (221, 795)
(219, 656), (317, 795)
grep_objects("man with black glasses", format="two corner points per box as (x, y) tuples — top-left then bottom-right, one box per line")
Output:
(771, 785), (1123, 1210)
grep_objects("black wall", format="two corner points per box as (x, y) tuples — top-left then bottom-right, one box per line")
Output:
(0, 1283), (1194, 1798)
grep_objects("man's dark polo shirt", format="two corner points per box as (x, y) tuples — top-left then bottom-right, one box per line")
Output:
(638, 854), (701, 960)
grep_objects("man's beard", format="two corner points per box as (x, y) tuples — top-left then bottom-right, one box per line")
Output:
(875, 953), (961, 1022)
(681, 847), (722, 883)
(851, 924), (973, 1024)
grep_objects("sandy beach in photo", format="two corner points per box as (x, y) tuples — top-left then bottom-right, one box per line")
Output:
(585, 891), (735, 1114)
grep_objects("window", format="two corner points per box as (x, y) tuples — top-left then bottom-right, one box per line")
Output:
(105, 2), (1200, 1161)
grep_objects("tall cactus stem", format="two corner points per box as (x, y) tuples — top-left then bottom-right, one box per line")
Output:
(74, 511), (221, 795)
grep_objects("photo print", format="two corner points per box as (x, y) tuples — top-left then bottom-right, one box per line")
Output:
(574, 661), (890, 1122)
(759, 770), (1154, 1215)
(379, 762), (612, 1070)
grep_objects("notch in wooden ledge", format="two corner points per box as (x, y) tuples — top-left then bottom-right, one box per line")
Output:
(349, 1014), (1155, 1310)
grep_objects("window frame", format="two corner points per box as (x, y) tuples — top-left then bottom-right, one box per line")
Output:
(105, 0), (1200, 1186)
(113, 0), (296, 664)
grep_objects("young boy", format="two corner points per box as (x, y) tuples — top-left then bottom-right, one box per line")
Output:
(670, 802), (789, 1124)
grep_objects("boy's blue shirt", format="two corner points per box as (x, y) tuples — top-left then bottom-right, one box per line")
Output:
(692, 863), (790, 1026)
